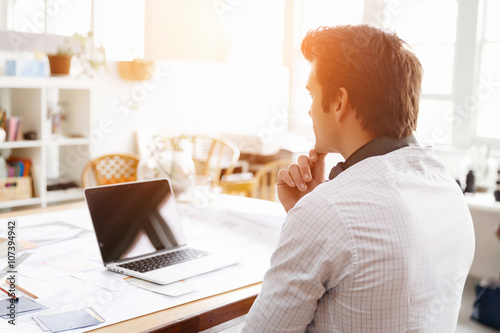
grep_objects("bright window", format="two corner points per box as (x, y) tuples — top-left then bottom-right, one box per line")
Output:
(384, 0), (458, 145)
(4, 0), (91, 35)
(289, 0), (365, 137)
(94, 0), (145, 60)
(475, 0), (500, 140)
(223, 0), (284, 66)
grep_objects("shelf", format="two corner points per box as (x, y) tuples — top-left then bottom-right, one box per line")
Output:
(45, 188), (84, 203)
(0, 197), (42, 209)
(465, 192), (500, 214)
(0, 76), (92, 89)
(0, 140), (43, 149)
(0, 78), (92, 211)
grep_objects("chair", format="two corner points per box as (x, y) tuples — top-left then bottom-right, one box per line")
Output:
(168, 135), (240, 187)
(251, 159), (291, 201)
(223, 159), (291, 202)
(81, 153), (140, 188)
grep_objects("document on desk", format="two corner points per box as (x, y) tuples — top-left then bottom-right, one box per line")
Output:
(189, 208), (285, 252)
(33, 307), (105, 332)
(0, 297), (48, 318)
(0, 238), (38, 257)
(127, 278), (197, 297)
(72, 269), (127, 292)
(44, 257), (101, 273)
(19, 265), (68, 282)
(19, 221), (85, 245)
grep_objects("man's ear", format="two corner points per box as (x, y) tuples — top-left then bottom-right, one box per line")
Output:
(330, 87), (350, 122)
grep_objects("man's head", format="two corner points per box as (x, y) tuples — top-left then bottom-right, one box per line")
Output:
(302, 25), (423, 146)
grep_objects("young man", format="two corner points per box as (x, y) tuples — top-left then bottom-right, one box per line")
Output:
(243, 25), (475, 332)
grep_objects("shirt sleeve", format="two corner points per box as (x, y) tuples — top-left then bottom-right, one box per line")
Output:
(242, 193), (353, 332)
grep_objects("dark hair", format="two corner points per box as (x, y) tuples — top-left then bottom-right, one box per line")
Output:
(301, 24), (423, 139)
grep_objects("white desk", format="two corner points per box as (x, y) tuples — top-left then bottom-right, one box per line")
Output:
(465, 192), (500, 214)
(0, 195), (286, 332)
(463, 192), (500, 279)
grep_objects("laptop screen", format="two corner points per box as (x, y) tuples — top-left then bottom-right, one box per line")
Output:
(84, 179), (187, 264)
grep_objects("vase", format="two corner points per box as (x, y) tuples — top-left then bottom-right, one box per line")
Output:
(137, 149), (196, 198)
(47, 54), (72, 76)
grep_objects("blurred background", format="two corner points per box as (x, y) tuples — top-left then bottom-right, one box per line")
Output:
(0, 0), (498, 158)
(1, 0), (500, 192)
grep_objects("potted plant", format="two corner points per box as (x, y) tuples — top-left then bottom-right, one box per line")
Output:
(47, 43), (73, 76)
(47, 32), (106, 77)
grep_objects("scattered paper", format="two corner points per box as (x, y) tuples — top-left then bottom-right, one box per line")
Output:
(0, 297), (47, 318)
(17, 221), (85, 245)
(44, 257), (101, 273)
(19, 265), (67, 282)
(32, 314), (50, 331)
(72, 271), (126, 291)
(33, 307), (104, 332)
(0, 238), (38, 258)
(127, 278), (197, 297)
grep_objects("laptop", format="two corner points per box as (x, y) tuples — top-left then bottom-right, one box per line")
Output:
(84, 178), (239, 285)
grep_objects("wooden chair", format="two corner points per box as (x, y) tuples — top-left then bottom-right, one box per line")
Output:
(251, 159), (291, 201)
(168, 135), (240, 187)
(223, 159), (291, 201)
(81, 153), (140, 188)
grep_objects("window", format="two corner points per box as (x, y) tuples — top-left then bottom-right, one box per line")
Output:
(474, 0), (500, 140)
(382, 0), (500, 147)
(289, 0), (365, 138)
(288, 0), (500, 149)
(0, 0), (145, 61)
(385, 0), (458, 145)
(94, 0), (145, 60)
(1, 0), (91, 36)
(223, 0), (284, 66)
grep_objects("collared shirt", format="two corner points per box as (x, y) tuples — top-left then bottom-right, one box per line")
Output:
(328, 135), (418, 180)
(243, 144), (475, 332)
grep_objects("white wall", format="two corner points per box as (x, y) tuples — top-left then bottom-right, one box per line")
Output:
(90, 60), (290, 157)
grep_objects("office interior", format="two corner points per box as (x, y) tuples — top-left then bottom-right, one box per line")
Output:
(0, 0), (499, 332)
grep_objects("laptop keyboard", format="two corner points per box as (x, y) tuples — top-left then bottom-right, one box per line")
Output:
(118, 248), (211, 273)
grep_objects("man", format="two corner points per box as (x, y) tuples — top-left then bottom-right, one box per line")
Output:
(243, 25), (475, 332)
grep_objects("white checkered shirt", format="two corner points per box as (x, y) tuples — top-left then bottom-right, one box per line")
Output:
(243, 145), (475, 332)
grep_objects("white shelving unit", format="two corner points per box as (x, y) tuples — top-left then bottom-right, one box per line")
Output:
(0, 76), (94, 211)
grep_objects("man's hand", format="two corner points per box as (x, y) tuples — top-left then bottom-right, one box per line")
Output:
(277, 149), (327, 212)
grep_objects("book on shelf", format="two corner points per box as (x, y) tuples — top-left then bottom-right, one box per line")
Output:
(6, 157), (32, 177)
(0, 110), (6, 132)
(7, 116), (22, 142)
(30, 166), (39, 197)
(0, 112), (24, 142)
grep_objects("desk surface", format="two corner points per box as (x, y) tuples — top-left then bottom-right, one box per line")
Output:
(0, 195), (286, 332)
(464, 192), (500, 214)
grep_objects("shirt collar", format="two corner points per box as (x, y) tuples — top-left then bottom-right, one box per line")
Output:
(328, 134), (418, 180)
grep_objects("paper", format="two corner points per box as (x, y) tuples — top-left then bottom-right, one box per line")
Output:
(0, 297), (47, 318)
(0, 252), (33, 279)
(72, 270), (126, 292)
(34, 307), (104, 332)
(127, 278), (197, 297)
(18, 221), (84, 244)
(33, 314), (50, 331)
(44, 257), (101, 273)
(0, 238), (38, 258)
(19, 265), (68, 282)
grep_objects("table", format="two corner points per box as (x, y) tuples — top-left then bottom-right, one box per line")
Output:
(0, 195), (286, 332)
(463, 192), (500, 279)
